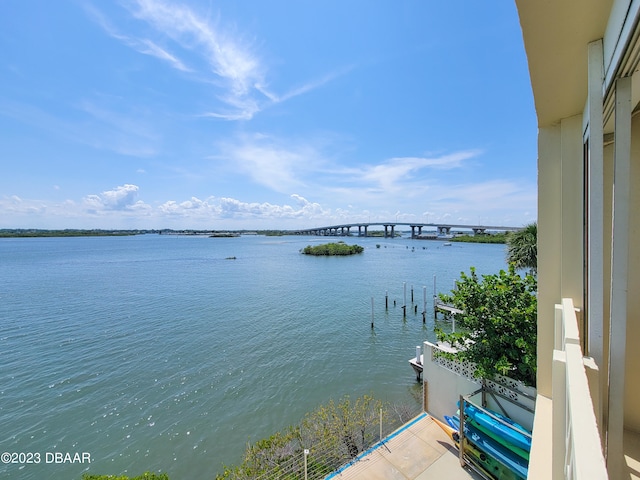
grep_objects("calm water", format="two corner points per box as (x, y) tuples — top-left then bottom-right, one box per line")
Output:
(0, 234), (507, 479)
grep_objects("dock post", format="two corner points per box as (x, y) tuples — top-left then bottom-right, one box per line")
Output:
(411, 284), (414, 303)
(433, 275), (437, 319)
(385, 290), (388, 310)
(371, 297), (374, 329)
(402, 282), (407, 318)
(422, 286), (427, 323)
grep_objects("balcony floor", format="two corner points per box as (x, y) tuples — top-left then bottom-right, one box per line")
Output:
(327, 414), (482, 480)
(625, 428), (640, 479)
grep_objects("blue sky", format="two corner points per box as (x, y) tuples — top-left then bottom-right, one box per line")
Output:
(0, 1), (537, 230)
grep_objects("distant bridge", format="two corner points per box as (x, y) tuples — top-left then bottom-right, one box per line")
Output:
(291, 222), (520, 239)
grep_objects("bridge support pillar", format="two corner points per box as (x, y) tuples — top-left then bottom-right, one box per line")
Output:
(383, 225), (397, 238)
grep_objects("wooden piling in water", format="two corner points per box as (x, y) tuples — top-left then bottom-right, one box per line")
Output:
(371, 296), (374, 329)
(422, 286), (427, 323)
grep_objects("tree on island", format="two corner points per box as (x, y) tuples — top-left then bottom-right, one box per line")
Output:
(435, 264), (537, 387)
(301, 242), (364, 256)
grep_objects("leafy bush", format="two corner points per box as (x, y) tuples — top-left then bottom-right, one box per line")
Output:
(82, 473), (169, 480)
(435, 264), (537, 386)
(450, 233), (507, 244)
(215, 394), (415, 479)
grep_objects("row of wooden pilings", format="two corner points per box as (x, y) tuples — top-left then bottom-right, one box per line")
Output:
(370, 275), (457, 329)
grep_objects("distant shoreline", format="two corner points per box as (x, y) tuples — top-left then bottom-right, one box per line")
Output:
(0, 229), (277, 238)
(0, 229), (506, 243)
(0, 229), (144, 238)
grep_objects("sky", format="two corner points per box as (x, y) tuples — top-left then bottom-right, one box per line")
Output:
(0, 1), (538, 230)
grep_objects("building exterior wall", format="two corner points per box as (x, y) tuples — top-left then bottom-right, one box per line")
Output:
(537, 125), (562, 398)
(624, 117), (640, 433)
(559, 115), (584, 313)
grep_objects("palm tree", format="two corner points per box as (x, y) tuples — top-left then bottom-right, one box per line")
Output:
(507, 222), (537, 274)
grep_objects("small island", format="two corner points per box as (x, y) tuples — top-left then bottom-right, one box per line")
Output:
(301, 242), (364, 256)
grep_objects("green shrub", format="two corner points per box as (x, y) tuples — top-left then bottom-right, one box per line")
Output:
(82, 473), (169, 480)
(301, 243), (364, 256)
(435, 264), (537, 386)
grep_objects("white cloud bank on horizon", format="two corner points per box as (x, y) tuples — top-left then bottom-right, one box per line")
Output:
(0, 181), (535, 230)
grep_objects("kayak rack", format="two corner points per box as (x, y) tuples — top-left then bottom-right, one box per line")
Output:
(458, 385), (533, 479)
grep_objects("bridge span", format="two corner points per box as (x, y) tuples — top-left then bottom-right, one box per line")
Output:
(291, 222), (520, 238)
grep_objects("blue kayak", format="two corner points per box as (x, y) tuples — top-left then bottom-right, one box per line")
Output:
(461, 402), (532, 454)
(446, 415), (528, 480)
(433, 417), (520, 480)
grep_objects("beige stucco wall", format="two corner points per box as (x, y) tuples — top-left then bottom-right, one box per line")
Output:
(559, 115), (584, 309)
(536, 115), (584, 398)
(624, 117), (640, 433)
(537, 125), (562, 398)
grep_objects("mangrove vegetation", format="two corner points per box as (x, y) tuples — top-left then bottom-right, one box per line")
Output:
(301, 242), (364, 256)
(215, 394), (418, 480)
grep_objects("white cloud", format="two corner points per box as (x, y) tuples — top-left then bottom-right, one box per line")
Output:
(138, 39), (190, 72)
(356, 151), (480, 191)
(126, 0), (264, 119)
(85, 2), (190, 72)
(215, 133), (319, 192)
(84, 184), (143, 211)
(0, 181), (534, 229)
(87, 0), (346, 121)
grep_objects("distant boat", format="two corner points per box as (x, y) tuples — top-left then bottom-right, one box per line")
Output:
(443, 242), (452, 246)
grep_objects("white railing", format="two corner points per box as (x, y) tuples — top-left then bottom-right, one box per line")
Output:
(552, 298), (608, 479)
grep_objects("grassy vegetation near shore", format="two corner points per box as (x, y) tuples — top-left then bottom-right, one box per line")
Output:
(82, 473), (169, 480)
(216, 394), (418, 480)
(301, 242), (364, 256)
(450, 232), (508, 244)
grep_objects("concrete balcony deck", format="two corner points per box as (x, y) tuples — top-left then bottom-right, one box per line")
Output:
(625, 429), (640, 479)
(326, 413), (481, 480)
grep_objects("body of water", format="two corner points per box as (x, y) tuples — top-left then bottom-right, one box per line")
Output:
(0, 234), (507, 479)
